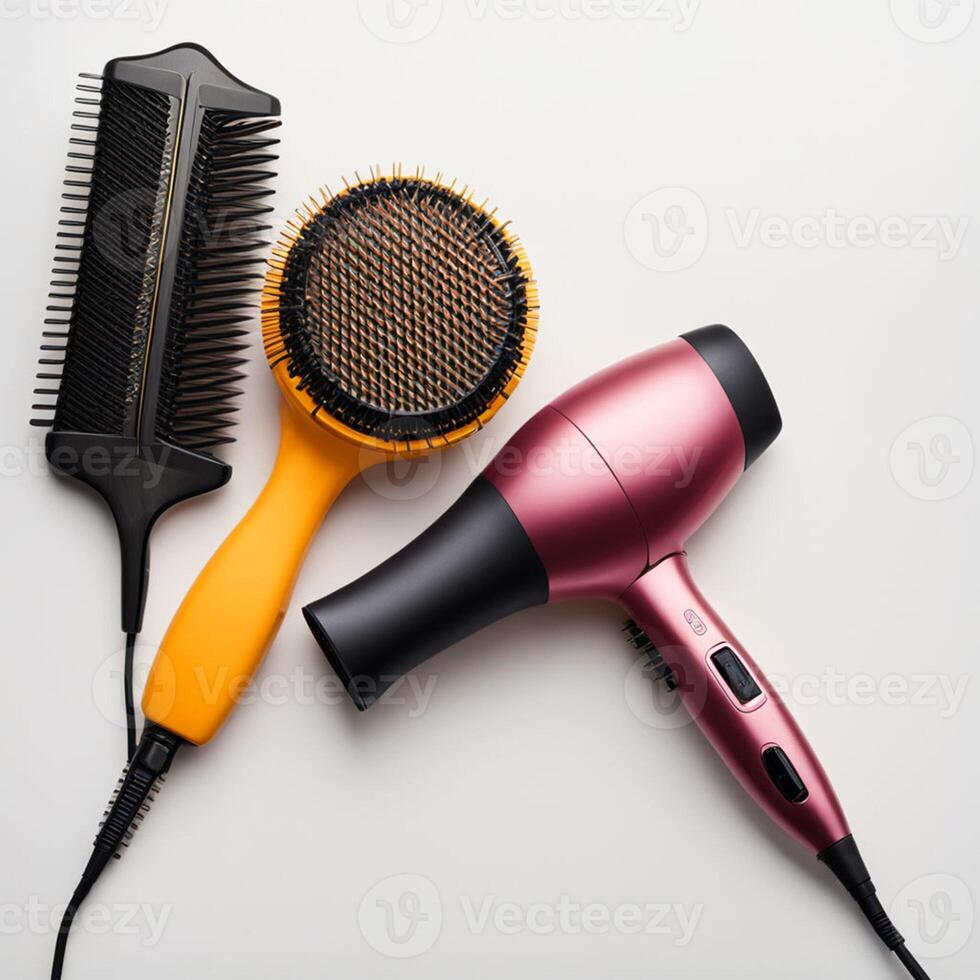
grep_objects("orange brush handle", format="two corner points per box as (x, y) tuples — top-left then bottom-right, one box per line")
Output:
(142, 400), (371, 745)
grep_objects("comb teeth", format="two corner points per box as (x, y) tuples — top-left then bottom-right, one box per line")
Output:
(31, 75), (175, 433)
(31, 70), (279, 458)
(154, 111), (280, 453)
(623, 620), (678, 691)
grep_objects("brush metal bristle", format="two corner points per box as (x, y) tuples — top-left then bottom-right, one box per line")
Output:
(263, 171), (537, 446)
(623, 620), (678, 691)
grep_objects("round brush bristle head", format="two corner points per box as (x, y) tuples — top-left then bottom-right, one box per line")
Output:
(263, 168), (537, 447)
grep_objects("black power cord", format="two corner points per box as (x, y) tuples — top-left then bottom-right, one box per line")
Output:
(895, 943), (932, 980)
(51, 879), (93, 980)
(123, 631), (138, 761)
(820, 835), (932, 980)
(54, 629), (141, 973)
(50, 725), (180, 979)
(56, 630), (140, 975)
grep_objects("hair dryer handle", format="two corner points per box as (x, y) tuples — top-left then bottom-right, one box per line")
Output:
(621, 554), (850, 855)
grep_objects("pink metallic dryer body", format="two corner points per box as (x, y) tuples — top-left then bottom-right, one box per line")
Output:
(304, 324), (933, 978)
(305, 325), (850, 855)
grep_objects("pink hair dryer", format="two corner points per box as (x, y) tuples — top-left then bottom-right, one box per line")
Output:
(303, 325), (930, 979)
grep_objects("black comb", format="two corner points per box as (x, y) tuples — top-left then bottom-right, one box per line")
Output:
(623, 620), (678, 691)
(31, 43), (280, 636)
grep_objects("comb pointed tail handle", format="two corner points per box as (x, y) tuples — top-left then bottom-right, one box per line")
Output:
(620, 553), (851, 856)
(142, 403), (367, 745)
(44, 431), (231, 633)
(111, 450), (232, 634)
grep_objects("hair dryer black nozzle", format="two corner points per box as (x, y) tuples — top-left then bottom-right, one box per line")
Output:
(303, 476), (548, 709)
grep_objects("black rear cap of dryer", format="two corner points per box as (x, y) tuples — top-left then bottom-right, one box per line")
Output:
(303, 475), (549, 710)
(681, 324), (782, 468)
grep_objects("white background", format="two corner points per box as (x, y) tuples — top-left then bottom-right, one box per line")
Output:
(1, 1), (978, 977)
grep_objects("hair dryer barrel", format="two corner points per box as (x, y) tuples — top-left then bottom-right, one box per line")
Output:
(302, 476), (549, 708)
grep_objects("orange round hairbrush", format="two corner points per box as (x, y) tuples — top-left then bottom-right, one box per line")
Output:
(144, 166), (538, 744)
